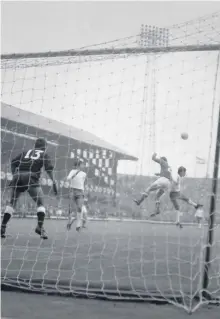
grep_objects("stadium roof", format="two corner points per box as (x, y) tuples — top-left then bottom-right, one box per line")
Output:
(1, 102), (138, 161)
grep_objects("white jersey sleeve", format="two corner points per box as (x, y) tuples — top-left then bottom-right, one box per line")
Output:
(67, 170), (76, 180)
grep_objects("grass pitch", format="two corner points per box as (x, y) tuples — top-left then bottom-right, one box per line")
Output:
(1, 218), (219, 304)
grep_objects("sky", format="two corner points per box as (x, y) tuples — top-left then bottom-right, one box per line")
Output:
(1, 1), (220, 177)
(2, 1), (220, 53)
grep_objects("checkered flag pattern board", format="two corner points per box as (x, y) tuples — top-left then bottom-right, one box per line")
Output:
(70, 148), (115, 187)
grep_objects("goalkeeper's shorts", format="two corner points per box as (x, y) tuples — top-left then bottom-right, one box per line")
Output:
(9, 172), (40, 193)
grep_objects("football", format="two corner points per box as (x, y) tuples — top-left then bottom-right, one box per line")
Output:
(181, 132), (188, 140)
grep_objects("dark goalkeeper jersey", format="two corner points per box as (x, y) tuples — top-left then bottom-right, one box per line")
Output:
(11, 149), (54, 181)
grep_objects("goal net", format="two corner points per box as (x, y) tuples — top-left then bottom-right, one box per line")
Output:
(1, 12), (220, 313)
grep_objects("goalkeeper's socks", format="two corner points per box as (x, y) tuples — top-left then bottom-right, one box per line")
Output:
(2, 205), (14, 227)
(1, 225), (6, 238)
(2, 212), (12, 226)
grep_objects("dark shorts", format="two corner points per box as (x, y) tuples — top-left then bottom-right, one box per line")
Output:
(169, 191), (180, 200)
(9, 173), (40, 193)
(70, 188), (84, 200)
(170, 191), (188, 201)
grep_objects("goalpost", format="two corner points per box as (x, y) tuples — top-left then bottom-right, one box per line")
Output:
(1, 12), (220, 313)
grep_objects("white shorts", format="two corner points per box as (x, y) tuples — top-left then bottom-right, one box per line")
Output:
(195, 208), (204, 218)
(144, 177), (171, 195)
(152, 177), (171, 190)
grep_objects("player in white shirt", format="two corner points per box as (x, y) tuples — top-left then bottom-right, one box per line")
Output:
(134, 153), (172, 214)
(169, 166), (203, 228)
(66, 158), (87, 231)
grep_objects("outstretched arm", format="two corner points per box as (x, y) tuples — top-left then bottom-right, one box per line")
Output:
(152, 153), (167, 166)
(11, 153), (23, 174)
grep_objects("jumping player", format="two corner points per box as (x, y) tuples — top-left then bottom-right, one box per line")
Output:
(66, 158), (87, 232)
(1, 138), (58, 239)
(134, 153), (172, 214)
(169, 166), (202, 228)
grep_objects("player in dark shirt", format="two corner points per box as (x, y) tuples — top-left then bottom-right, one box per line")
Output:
(1, 138), (58, 239)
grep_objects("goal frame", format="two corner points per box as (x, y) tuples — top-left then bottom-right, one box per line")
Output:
(1, 42), (220, 307)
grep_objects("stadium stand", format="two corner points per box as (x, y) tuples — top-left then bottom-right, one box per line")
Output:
(1, 102), (138, 216)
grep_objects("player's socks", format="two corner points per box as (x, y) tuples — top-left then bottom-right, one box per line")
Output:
(155, 201), (161, 214)
(1, 206), (14, 237)
(2, 205), (14, 225)
(176, 210), (183, 228)
(133, 195), (147, 206)
(35, 226), (48, 240)
(36, 207), (47, 239)
(37, 211), (45, 228)
(176, 210), (180, 223)
(76, 211), (82, 231)
(188, 199), (197, 207)
(150, 212), (158, 217)
(1, 213), (12, 227)
(1, 225), (6, 238)
(67, 216), (75, 230)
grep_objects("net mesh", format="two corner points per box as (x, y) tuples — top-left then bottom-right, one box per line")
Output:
(1, 11), (220, 313)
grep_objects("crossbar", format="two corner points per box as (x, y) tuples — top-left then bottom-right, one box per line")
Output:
(1, 44), (220, 60)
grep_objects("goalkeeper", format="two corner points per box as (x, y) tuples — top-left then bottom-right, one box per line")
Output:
(1, 138), (58, 239)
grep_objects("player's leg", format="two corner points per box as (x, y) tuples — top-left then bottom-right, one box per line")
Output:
(150, 188), (165, 217)
(169, 192), (183, 228)
(134, 178), (163, 206)
(67, 207), (76, 230)
(134, 177), (171, 206)
(28, 185), (48, 239)
(67, 191), (77, 230)
(178, 193), (198, 208)
(1, 187), (21, 238)
(75, 195), (84, 231)
(82, 205), (87, 228)
(196, 217), (202, 228)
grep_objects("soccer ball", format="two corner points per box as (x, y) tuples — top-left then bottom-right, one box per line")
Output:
(181, 132), (188, 140)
